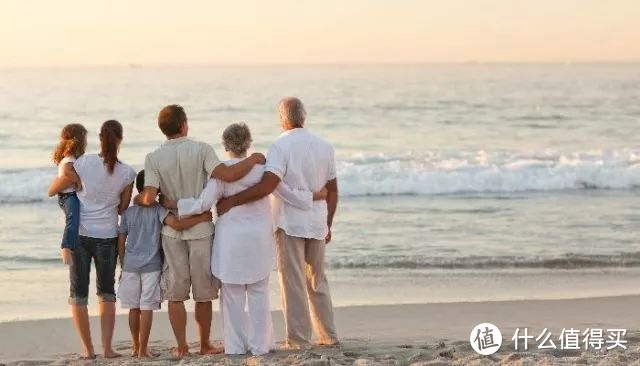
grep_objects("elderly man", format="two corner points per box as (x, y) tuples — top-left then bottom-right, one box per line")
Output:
(216, 97), (339, 348)
(135, 104), (265, 357)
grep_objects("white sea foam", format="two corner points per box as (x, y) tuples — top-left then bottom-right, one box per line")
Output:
(0, 168), (58, 204)
(1, 149), (639, 203)
(338, 149), (640, 196)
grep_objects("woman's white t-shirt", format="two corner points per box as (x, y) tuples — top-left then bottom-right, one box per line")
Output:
(74, 154), (136, 239)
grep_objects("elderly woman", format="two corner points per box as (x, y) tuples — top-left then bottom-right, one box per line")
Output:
(162, 122), (326, 355)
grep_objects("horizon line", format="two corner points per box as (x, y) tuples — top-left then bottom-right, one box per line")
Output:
(1, 60), (640, 70)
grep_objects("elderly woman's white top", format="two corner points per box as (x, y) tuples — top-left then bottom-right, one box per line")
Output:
(177, 158), (313, 284)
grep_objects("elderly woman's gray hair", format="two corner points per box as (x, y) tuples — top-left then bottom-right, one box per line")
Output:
(279, 97), (307, 128)
(222, 122), (252, 156)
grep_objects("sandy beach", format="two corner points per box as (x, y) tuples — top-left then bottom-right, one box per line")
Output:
(2, 295), (639, 365)
(2, 0), (640, 363)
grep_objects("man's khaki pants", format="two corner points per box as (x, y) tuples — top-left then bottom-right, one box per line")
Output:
(161, 235), (220, 302)
(276, 229), (338, 347)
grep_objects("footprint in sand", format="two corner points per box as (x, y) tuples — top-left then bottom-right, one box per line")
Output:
(342, 351), (361, 358)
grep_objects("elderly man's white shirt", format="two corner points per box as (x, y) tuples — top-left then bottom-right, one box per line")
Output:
(177, 159), (314, 284)
(265, 128), (336, 241)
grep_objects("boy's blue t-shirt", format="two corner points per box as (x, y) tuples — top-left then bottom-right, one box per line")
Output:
(118, 203), (169, 273)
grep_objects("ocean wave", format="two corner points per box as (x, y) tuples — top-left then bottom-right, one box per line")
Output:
(328, 252), (640, 270)
(0, 168), (58, 203)
(338, 149), (640, 197)
(1, 149), (640, 203)
(0, 255), (60, 265)
(5, 252), (640, 271)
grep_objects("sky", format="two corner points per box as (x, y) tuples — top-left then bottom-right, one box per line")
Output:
(1, 0), (639, 67)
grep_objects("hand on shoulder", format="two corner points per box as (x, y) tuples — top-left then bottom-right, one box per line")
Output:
(250, 152), (266, 165)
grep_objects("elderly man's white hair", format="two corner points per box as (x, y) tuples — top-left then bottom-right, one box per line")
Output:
(279, 97), (307, 128)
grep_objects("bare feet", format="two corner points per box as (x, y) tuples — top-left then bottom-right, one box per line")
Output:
(171, 345), (190, 358)
(138, 350), (155, 358)
(200, 343), (224, 355)
(103, 349), (122, 358)
(281, 342), (312, 351)
(317, 339), (340, 347)
(131, 348), (139, 357)
(79, 353), (96, 360)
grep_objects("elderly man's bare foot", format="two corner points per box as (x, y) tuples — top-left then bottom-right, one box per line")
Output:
(171, 345), (190, 358)
(103, 349), (122, 358)
(200, 343), (224, 355)
(317, 340), (341, 347)
(131, 347), (139, 357)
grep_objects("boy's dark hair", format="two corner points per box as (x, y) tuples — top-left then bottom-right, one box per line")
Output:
(158, 104), (187, 136)
(136, 170), (145, 194)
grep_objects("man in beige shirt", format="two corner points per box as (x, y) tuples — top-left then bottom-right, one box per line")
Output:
(135, 104), (264, 357)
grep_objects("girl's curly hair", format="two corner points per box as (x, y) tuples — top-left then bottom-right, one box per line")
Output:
(52, 123), (87, 165)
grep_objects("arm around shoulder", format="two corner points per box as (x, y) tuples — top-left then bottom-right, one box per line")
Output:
(211, 153), (266, 182)
(216, 171), (281, 215)
(136, 153), (160, 206)
(176, 179), (220, 217)
(134, 186), (159, 207)
(164, 211), (213, 231)
(274, 182), (314, 210)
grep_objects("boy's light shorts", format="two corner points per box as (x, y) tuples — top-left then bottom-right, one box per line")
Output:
(117, 270), (162, 310)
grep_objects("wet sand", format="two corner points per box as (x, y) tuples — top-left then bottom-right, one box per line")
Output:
(2, 295), (640, 365)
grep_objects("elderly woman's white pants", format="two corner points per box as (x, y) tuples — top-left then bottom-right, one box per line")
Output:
(220, 276), (274, 355)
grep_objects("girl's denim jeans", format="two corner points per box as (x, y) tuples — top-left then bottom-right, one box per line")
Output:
(57, 192), (80, 249)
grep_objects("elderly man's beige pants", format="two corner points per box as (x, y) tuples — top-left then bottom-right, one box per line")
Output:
(276, 229), (338, 347)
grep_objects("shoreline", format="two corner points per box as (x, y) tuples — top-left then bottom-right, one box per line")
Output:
(4, 266), (640, 323)
(3, 294), (640, 364)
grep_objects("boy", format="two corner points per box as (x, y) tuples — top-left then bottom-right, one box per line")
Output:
(117, 170), (212, 358)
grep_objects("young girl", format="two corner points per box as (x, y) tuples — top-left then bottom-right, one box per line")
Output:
(48, 123), (87, 265)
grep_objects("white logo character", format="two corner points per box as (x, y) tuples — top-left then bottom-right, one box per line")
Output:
(470, 323), (502, 355)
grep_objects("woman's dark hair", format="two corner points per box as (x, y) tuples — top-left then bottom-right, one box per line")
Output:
(99, 120), (123, 175)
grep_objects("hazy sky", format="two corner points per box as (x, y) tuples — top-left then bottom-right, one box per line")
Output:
(1, 0), (639, 66)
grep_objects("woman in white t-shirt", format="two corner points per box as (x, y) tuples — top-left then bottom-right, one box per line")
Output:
(50, 120), (135, 359)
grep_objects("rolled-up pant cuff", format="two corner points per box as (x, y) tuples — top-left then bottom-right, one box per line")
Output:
(98, 294), (116, 303)
(68, 297), (88, 306)
(139, 303), (161, 311)
(165, 295), (190, 302)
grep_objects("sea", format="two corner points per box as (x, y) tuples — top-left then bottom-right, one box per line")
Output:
(1, 63), (639, 322)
